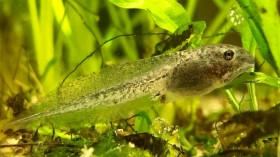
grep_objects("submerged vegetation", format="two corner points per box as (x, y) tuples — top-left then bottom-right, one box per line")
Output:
(0, 0), (280, 156)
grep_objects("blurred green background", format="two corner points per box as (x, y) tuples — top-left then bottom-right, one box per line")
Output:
(0, 0), (280, 156)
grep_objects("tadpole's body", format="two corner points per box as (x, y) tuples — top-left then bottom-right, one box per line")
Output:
(9, 44), (254, 127)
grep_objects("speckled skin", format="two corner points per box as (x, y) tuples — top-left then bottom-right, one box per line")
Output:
(167, 44), (254, 96)
(9, 44), (254, 126)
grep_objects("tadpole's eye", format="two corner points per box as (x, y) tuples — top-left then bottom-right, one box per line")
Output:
(223, 50), (234, 60)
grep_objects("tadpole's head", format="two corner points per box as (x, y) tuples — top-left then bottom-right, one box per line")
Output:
(167, 44), (254, 96)
(205, 44), (255, 85)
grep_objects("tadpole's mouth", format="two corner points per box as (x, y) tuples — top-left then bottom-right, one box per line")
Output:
(223, 55), (255, 84)
(236, 59), (254, 77)
(242, 57), (255, 68)
(238, 49), (255, 67)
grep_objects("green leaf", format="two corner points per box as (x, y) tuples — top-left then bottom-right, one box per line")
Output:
(225, 72), (280, 88)
(109, 0), (191, 32)
(236, 0), (280, 76)
(254, 0), (280, 76)
(154, 21), (206, 55)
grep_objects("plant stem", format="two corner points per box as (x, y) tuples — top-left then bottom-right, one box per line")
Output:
(223, 89), (240, 113)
